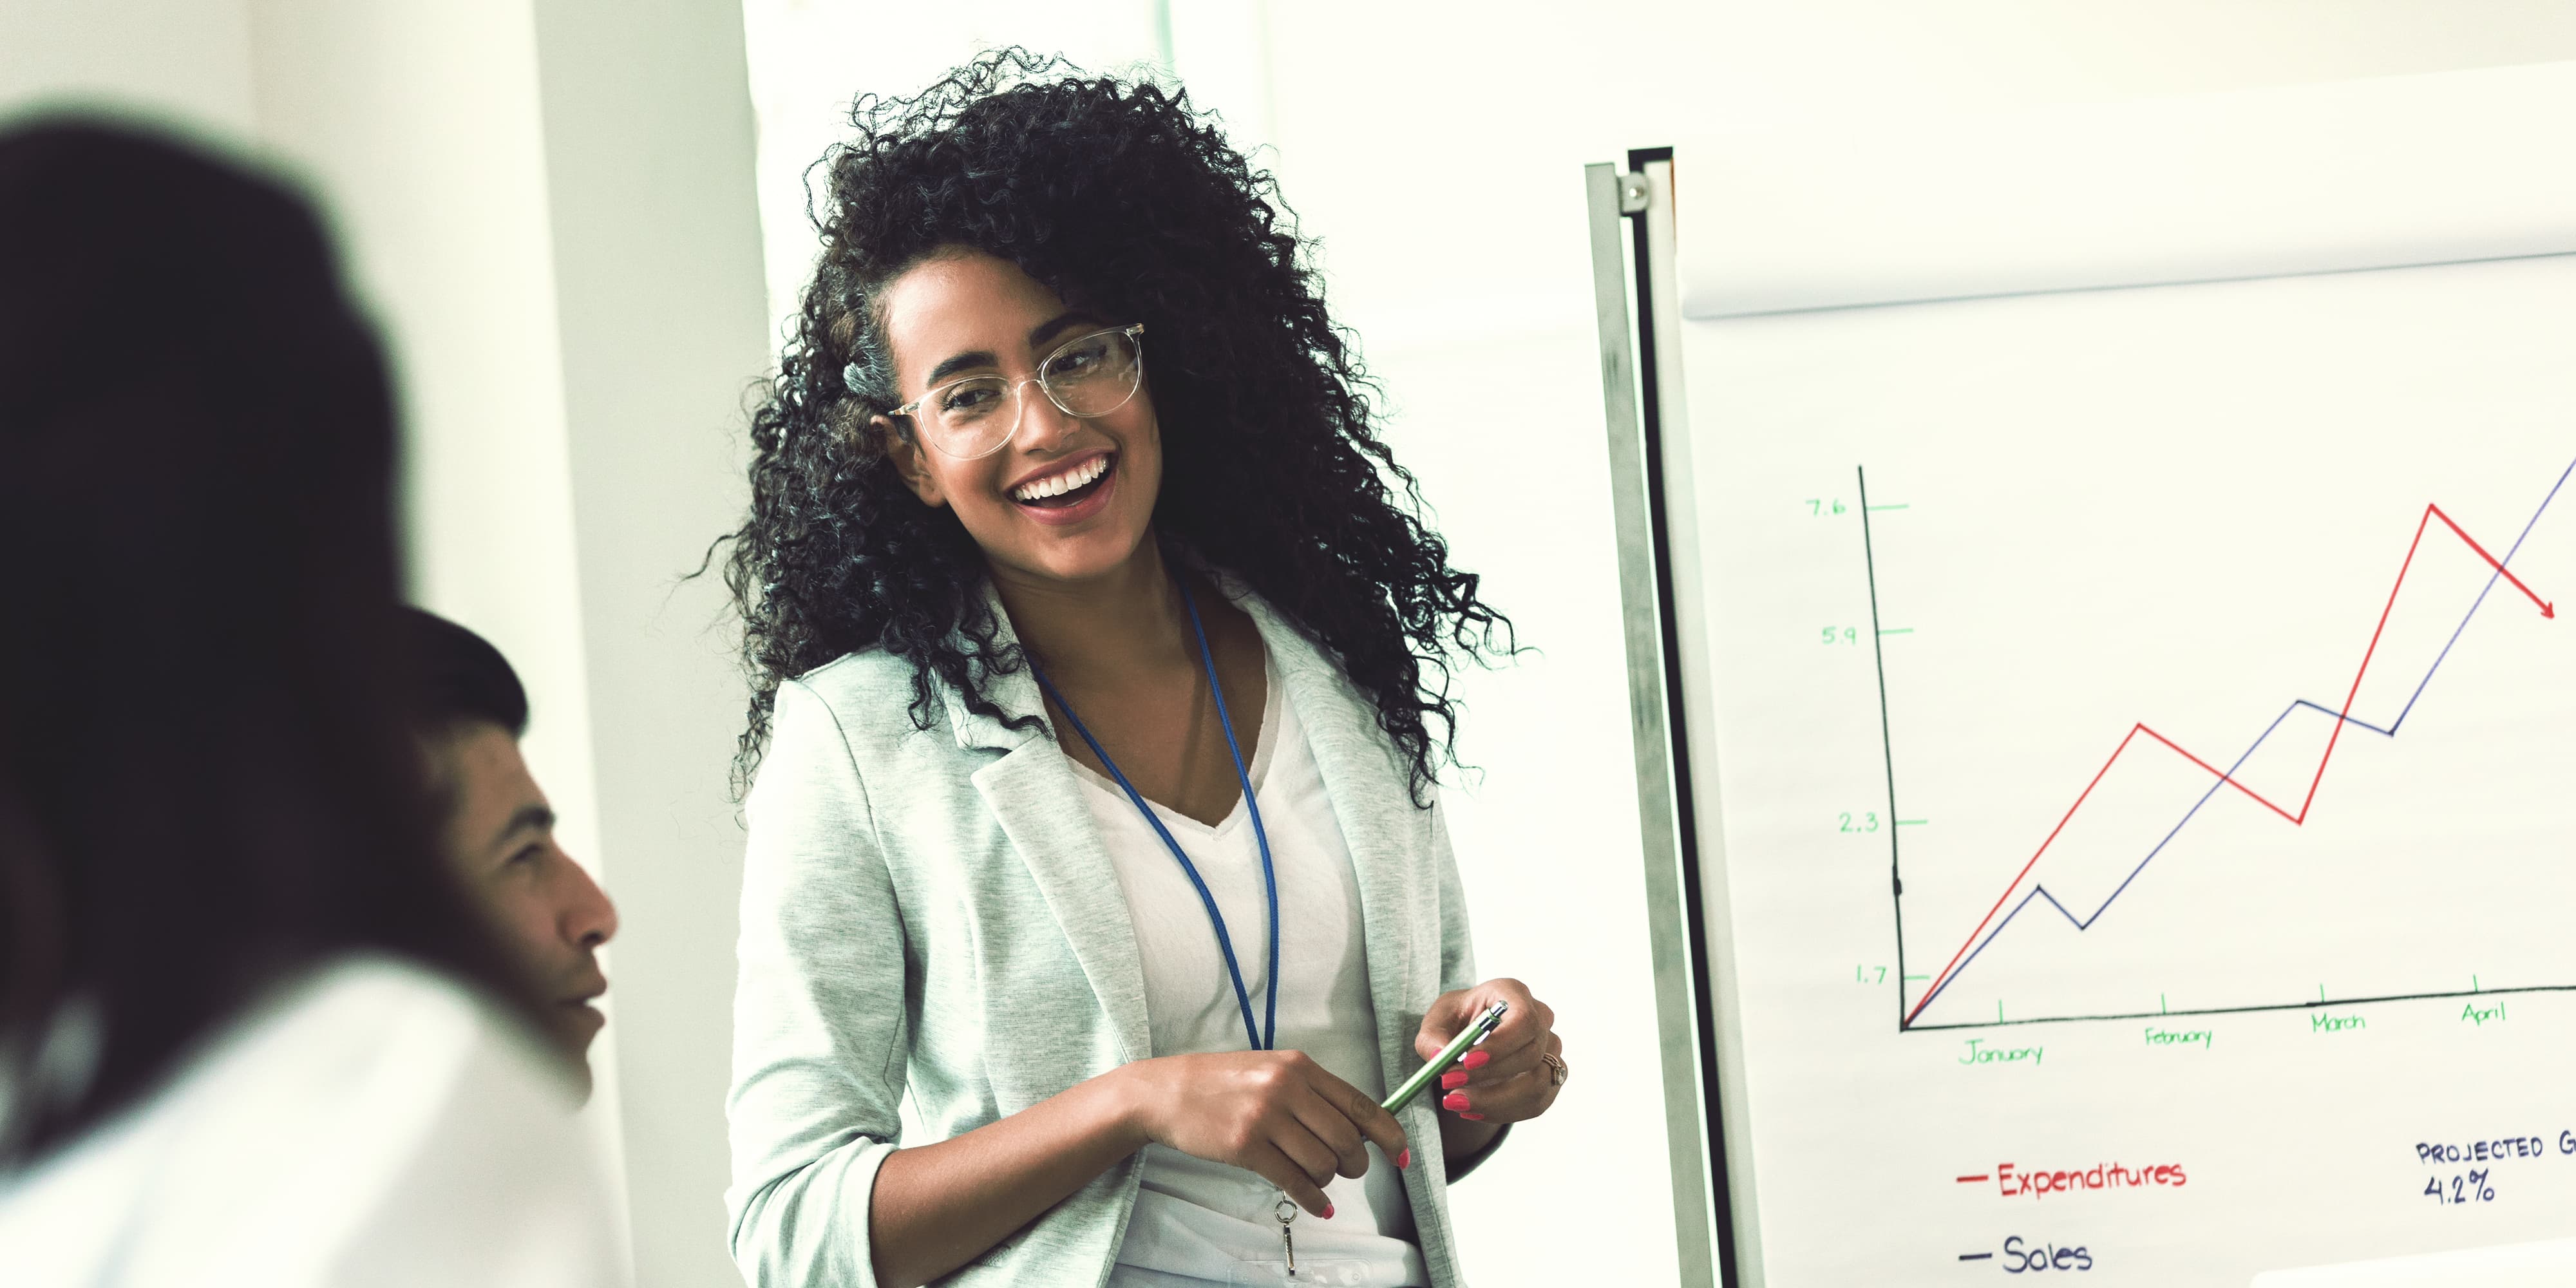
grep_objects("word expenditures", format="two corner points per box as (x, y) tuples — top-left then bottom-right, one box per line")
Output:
(1961, 1161), (2190, 1200)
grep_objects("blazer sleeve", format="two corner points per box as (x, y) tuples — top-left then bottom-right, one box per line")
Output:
(725, 677), (908, 1287)
(1430, 797), (1478, 996)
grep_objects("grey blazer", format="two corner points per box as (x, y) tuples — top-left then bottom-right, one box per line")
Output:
(724, 583), (1480, 1287)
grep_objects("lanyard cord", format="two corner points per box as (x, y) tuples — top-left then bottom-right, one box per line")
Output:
(1029, 576), (1280, 1052)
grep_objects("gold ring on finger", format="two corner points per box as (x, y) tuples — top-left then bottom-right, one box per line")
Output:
(1541, 1051), (1568, 1087)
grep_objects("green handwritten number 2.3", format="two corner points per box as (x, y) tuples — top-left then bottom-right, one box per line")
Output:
(1822, 626), (1859, 645)
(1839, 811), (1882, 834)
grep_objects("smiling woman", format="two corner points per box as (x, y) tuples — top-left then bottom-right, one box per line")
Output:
(718, 50), (1566, 1288)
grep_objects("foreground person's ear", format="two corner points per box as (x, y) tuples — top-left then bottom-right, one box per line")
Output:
(878, 415), (947, 508)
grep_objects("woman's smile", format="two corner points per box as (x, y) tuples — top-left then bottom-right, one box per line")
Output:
(1006, 449), (1120, 526)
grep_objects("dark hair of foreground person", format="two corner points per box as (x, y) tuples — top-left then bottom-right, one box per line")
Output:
(0, 121), (549, 1166)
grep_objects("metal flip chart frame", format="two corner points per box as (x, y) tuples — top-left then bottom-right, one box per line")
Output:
(1584, 151), (1759, 1288)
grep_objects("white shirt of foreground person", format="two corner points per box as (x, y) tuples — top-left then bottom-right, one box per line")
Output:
(0, 956), (620, 1288)
(1077, 656), (1428, 1288)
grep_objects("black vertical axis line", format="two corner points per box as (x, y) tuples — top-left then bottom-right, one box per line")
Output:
(1859, 465), (1908, 1032)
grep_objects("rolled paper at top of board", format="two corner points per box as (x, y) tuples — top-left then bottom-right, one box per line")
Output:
(1670, 61), (2576, 319)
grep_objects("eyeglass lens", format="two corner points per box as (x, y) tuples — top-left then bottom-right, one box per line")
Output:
(920, 328), (1141, 457)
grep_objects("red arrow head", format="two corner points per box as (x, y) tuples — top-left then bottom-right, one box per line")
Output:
(2546, 602), (2557, 619)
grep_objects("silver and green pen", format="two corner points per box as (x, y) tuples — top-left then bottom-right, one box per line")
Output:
(1380, 1001), (1509, 1115)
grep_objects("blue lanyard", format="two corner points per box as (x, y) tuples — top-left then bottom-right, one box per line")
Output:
(1029, 578), (1280, 1052)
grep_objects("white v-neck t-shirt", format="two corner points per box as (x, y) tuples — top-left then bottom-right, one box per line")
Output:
(1072, 656), (1428, 1287)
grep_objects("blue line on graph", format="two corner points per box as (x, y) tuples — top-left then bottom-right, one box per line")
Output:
(1914, 455), (2576, 1020)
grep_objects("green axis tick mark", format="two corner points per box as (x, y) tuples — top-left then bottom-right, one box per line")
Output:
(1866, 503), (1909, 511)
(1879, 627), (1914, 636)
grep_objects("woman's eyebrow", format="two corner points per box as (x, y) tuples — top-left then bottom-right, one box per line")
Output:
(923, 348), (999, 387)
(918, 311), (1108, 389)
(1029, 310), (1109, 349)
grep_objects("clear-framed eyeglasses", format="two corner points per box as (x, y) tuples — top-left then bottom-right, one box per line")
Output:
(891, 323), (1147, 460)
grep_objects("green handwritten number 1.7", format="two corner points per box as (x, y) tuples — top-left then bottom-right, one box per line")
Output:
(1839, 811), (1881, 834)
(1822, 626), (1859, 645)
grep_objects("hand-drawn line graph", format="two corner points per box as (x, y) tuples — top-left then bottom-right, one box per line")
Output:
(1869, 457), (2576, 1032)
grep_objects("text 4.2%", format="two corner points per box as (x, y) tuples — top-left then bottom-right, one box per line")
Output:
(2425, 1169), (2496, 1206)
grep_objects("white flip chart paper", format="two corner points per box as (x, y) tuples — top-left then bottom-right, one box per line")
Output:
(1647, 61), (2576, 1286)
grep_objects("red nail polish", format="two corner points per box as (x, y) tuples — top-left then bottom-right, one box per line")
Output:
(1441, 1091), (1470, 1112)
(1462, 1050), (1491, 1070)
(1323, 1203), (1336, 1219)
(1461, 1112), (1486, 1121)
(1396, 1148), (1411, 1170)
(1440, 1070), (1469, 1090)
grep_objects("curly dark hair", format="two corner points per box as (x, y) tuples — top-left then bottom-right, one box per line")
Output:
(723, 50), (1512, 805)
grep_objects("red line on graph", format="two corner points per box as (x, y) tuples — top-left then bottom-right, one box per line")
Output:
(1956, 1174), (1991, 1184)
(2431, 505), (2555, 619)
(1903, 503), (2553, 1028)
(2132, 724), (2300, 822)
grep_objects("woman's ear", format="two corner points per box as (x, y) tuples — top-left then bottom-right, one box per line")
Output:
(878, 415), (947, 508)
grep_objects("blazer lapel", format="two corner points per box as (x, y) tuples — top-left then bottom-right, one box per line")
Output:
(971, 743), (1153, 1066)
(1235, 591), (1427, 1070)
(949, 592), (1154, 1066)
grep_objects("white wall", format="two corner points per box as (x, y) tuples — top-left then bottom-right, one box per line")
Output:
(0, 0), (257, 142)
(522, 4), (768, 1284)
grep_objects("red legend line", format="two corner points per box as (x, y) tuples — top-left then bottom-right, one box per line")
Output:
(1955, 1174), (1989, 1184)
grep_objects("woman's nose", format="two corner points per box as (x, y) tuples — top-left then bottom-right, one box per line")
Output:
(1010, 379), (1082, 450)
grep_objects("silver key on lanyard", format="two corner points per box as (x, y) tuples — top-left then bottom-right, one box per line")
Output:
(1273, 1197), (1298, 1275)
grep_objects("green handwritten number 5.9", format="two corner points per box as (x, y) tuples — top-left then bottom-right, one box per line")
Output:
(1821, 626), (1859, 645)
(1839, 811), (1881, 834)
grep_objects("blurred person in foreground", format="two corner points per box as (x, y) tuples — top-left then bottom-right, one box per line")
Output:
(402, 608), (619, 1092)
(0, 122), (617, 1285)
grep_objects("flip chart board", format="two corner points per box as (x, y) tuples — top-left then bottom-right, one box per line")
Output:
(1589, 61), (2576, 1288)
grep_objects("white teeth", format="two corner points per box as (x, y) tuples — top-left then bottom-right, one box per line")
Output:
(1012, 455), (1110, 502)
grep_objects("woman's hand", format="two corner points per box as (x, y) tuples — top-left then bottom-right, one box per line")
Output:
(1117, 1050), (1410, 1217)
(1415, 978), (1563, 1125)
